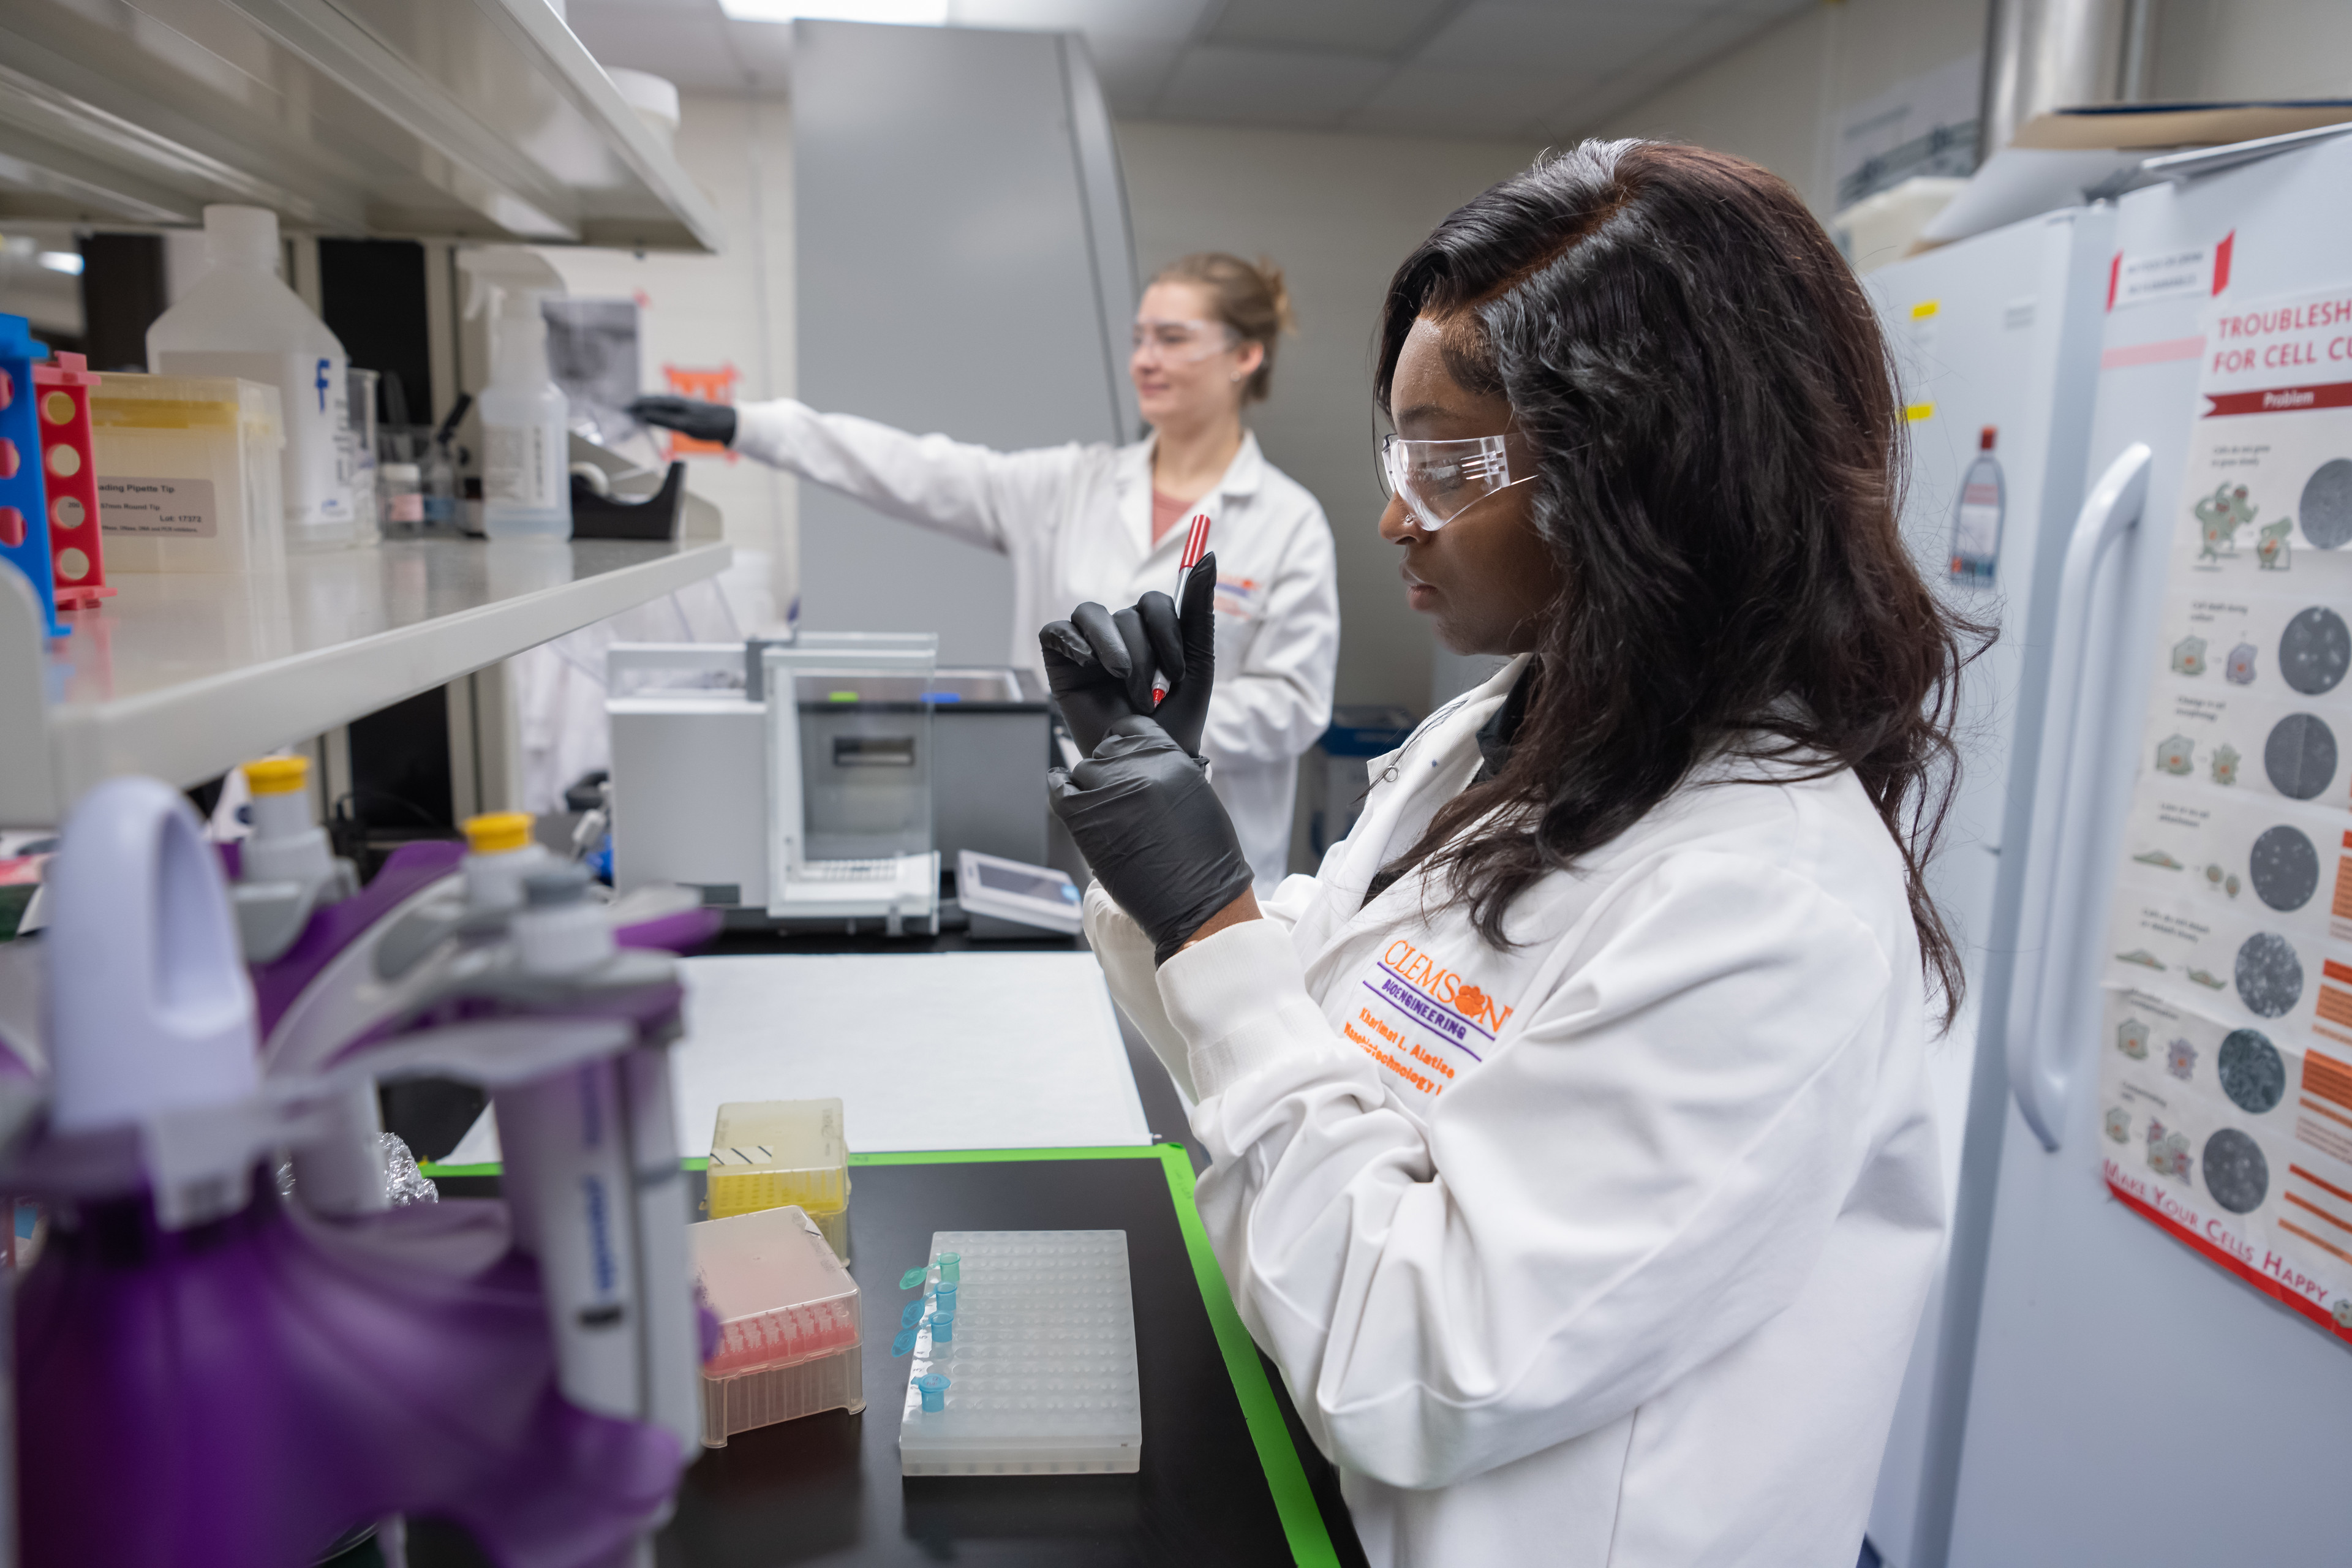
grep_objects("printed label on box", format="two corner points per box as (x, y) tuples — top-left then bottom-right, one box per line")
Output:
(97, 477), (216, 538)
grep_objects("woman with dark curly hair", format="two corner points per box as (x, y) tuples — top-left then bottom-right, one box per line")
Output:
(1044, 139), (1969, 1567)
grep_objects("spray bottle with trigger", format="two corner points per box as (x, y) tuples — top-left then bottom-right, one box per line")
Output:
(458, 248), (573, 540)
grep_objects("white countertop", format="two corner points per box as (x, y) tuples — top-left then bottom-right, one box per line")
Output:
(439, 949), (1154, 1165)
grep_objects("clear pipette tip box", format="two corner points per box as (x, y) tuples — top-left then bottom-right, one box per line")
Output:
(690, 1205), (864, 1448)
(898, 1230), (1139, 1476)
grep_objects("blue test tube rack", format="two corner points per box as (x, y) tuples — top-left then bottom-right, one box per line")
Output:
(0, 314), (67, 638)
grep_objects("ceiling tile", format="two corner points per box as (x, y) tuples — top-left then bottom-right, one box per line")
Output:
(570, 4), (753, 90)
(1344, 62), (1594, 140)
(1150, 44), (1394, 128)
(1417, 0), (1715, 74)
(1205, 0), (1461, 59)
(949, 0), (1213, 42)
(1085, 36), (1186, 115)
(723, 18), (797, 88)
(1539, 6), (1776, 135)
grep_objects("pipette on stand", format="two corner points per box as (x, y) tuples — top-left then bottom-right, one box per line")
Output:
(1153, 513), (1212, 706)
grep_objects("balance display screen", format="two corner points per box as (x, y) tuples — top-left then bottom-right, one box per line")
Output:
(976, 864), (1078, 903)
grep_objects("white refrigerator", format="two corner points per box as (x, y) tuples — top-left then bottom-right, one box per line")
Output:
(1859, 203), (2116, 1567)
(1883, 127), (2352, 1567)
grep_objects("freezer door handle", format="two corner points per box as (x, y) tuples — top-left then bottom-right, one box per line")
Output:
(2004, 442), (2152, 1152)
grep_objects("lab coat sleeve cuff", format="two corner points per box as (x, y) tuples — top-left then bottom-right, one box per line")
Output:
(1082, 881), (1199, 1102)
(1155, 918), (1335, 1101)
(728, 398), (804, 467)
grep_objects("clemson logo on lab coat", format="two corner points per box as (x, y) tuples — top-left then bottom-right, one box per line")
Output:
(1381, 939), (1515, 1036)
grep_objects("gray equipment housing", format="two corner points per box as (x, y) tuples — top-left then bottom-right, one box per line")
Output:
(791, 19), (1139, 667)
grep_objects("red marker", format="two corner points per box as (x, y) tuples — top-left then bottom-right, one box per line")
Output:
(1155, 512), (1212, 704)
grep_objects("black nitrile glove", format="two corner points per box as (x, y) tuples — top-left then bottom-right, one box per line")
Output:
(1048, 713), (1252, 964)
(627, 394), (737, 446)
(1039, 553), (1217, 759)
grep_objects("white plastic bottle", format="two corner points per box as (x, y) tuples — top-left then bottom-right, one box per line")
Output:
(461, 249), (573, 540)
(1949, 424), (2004, 586)
(148, 205), (357, 552)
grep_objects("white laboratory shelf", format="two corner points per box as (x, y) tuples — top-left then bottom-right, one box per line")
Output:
(0, 0), (723, 251)
(0, 537), (728, 825)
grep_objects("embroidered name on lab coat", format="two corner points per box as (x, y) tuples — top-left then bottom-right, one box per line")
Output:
(1341, 938), (1515, 1101)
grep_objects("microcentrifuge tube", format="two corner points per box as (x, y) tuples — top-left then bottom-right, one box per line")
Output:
(932, 1281), (957, 1314)
(900, 1300), (925, 1329)
(936, 1251), (961, 1285)
(899, 1265), (929, 1291)
(891, 1328), (918, 1359)
(916, 1373), (951, 1412)
(932, 1313), (956, 1343)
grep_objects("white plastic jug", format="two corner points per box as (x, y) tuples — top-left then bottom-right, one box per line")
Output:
(148, 206), (358, 553)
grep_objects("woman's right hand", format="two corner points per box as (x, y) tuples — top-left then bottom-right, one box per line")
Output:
(1039, 553), (1218, 758)
(1048, 714), (1254, 964)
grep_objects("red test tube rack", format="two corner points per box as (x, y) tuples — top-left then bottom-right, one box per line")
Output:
(32, 353), (113, 611)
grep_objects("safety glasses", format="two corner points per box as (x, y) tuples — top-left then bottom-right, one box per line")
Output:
(1378, 431), (1534, 531)
(1131, 317), (1238, 364)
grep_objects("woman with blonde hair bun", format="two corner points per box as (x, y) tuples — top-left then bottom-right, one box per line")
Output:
(633, 251), (1340, 892)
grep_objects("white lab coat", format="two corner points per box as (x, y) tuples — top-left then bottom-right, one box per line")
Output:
(733, 400), (1341, 891)
(1085, 657), (1946, 1568)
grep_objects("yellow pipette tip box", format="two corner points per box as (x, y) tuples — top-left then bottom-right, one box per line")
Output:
(708, 1099), (851, 1261)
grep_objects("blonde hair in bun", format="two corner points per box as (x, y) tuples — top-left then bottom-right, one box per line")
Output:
(1152, 252), (1295, 403)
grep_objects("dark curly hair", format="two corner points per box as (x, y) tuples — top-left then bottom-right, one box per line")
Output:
(1374, 138), (1978, 1022)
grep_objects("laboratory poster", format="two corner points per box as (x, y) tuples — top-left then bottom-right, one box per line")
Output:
(2098, 281), (2352, 1348)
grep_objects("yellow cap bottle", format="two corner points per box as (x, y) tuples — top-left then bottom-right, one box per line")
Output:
(460, 810), (549, 913)
(238, 754), (331, 886)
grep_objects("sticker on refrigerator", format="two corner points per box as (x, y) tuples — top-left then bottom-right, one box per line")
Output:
(2097, 281), (2352, 1350)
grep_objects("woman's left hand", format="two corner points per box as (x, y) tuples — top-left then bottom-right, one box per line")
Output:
(1039, 554), (1218, 758)
(1048, 714), (1254, 964)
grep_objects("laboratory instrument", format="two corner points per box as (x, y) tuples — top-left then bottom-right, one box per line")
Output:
(897, 1230), (1140, 1476)
(691, 1204), (864, 1447)
(146, 205), (357, 552)
(5, 774), (709, 1566)
(606, 635), (1062, 934)
(955, 848), (1082, 937)
(706, 1097), (851, 1261)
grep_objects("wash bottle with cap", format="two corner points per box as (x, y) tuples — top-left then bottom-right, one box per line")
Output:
(459, 248), (572, 540)
(147, 205), (356, 552)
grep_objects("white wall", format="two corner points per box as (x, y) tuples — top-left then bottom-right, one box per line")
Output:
(1586, 0), (1991, 217)
(1116, 119), (1544, 714)
(1588, 0), (2352, 219)
(530, 94), (796, 609)
(2146, 0), (2352, 102)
